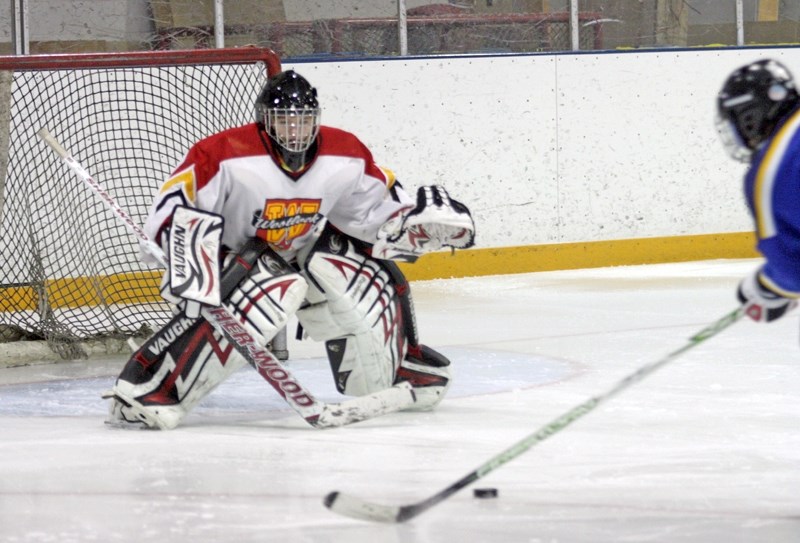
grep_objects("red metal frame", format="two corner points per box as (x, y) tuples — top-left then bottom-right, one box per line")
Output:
(0, 47), (282, 76)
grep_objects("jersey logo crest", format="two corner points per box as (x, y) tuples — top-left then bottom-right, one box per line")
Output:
(252, 198), (322, 250)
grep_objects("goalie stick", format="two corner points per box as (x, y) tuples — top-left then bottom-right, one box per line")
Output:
(37, 127), (417, 429)
(324, 305), (747, 522)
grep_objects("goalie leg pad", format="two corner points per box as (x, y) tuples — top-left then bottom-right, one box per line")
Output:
(104, 318), (248, 429)
(106, 239), (306, 429)
(297, 230), (406, 396)
(324, 334), (397, 396)
(224, 251), (308, 348)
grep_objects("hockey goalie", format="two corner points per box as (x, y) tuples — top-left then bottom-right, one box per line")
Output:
(104, 69), (475, 429)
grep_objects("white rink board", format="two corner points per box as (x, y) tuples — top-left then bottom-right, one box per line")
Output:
(293, 55), (561, 248)
(555, 50), (754, 242)
(288, 47), (800, 249)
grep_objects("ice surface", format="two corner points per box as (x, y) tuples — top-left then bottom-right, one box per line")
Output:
(1, 259), (798, 542)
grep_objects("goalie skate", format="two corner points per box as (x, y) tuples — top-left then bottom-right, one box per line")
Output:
(104, 388), (182, 430)
(395, 344), (451, 411)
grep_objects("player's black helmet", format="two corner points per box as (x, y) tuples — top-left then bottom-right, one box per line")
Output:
(256, 70), (321, 165)
(716, 59), (800, 162)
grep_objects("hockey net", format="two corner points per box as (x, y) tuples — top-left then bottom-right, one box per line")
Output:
(0, 47), (281, 359)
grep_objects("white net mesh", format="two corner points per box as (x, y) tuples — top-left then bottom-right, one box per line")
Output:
(0, 49), (279, 357)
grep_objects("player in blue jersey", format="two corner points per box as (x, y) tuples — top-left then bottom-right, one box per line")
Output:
(717, 59), (800, 322)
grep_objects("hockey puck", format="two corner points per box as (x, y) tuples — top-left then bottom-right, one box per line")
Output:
(473, 488), (498, 499)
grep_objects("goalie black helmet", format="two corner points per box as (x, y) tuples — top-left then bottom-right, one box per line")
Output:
(256, 70), (321, 172)
(716, 59), (800, 162)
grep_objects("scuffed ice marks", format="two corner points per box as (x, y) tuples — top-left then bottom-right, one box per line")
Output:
(0, 349), (571, 420)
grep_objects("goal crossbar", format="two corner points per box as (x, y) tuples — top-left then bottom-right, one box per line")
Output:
(0, 47), (281, 72)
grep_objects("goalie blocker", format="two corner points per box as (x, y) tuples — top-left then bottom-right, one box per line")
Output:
(166, 205), (224, 318)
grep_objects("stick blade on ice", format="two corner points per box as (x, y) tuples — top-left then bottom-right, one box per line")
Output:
(323, 307), (747, 522)
(313, 381), (416, 428)
(323, 492), (402, 523)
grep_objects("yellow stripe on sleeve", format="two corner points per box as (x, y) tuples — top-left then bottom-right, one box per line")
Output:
(159, 167), (196, 202)
(378, 165), (396, 190)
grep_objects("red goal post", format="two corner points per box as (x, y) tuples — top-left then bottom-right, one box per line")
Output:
(0, 47), (281, 360)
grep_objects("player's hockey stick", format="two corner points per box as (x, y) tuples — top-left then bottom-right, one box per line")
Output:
(37, 127), (417, 429)
(324, 305), (747, 522)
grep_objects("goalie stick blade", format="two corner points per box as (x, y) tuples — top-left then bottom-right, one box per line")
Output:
(324, 492), (406, 523)
(310, 381), (416, 429)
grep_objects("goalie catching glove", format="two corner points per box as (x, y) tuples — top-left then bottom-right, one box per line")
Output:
(737, 268), (798, 322)
(373, 185), (475, 261)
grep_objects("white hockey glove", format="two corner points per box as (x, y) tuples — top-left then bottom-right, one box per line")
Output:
(373, 185), (475, 261)
(159, 206), (224, 318)
(737, 268), (797, 322)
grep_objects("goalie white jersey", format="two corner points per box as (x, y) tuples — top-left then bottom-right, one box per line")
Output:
(143, 122), (413, 263)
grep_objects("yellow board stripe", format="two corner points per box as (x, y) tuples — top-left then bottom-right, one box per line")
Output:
(1, 270), (163, 311)
(0, 232), (759, 310)
(398, 231), (759, 281)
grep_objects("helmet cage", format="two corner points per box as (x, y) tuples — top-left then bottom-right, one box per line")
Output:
(264, 107), (321, 153)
